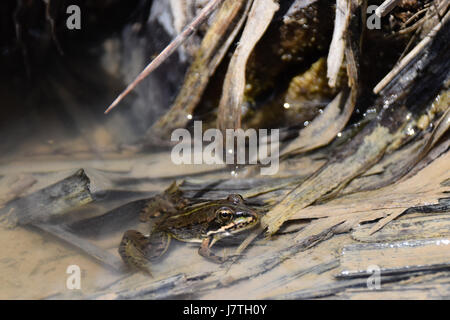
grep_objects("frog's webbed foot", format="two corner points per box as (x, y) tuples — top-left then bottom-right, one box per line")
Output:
(118, 230), (171, 274)
(198, 238), (242, 264)
(118, 230), (152, 274)
(199, 239), (223, 264)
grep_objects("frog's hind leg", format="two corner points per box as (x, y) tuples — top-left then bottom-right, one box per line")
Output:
(119, 230), (152, 274)
(147, 230), (171, 260)
(118, 230), (171, 274)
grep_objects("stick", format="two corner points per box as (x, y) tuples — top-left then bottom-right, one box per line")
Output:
(375, 0), (401, 18)
(373, 9), (449, 94)
(0, 169), (93, 226)
(104, 0), (225, 114)
(0, 169), (124, 273)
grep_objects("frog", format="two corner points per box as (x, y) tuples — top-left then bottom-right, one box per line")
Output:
(118, 182), (259, 274)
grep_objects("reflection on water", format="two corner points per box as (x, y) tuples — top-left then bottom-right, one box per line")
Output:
(0, 146), (273, 299)
(0, 172), (282, 299)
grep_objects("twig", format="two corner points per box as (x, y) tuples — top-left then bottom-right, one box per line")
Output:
(0, 169), (125, 272)
(373, 9), (449, 94)
(104, 0), (225, 114)
(403, 5), (430, 27)
(0, 169), (93, 226)
(375, 0), (401, 18)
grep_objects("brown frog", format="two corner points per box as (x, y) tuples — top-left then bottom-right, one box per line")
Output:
(118, 182), (259, 273)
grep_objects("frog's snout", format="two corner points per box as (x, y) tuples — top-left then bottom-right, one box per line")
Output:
(249, 209), (259, 223)
(237, 208), (259, 225)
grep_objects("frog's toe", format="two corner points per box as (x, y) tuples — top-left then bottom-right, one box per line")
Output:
(223, 253), (245, 262)
(198, 242), (231, 264)
(208, 253), (244, 264)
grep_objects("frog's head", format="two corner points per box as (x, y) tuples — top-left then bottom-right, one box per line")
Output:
(206, 194), (259, 240)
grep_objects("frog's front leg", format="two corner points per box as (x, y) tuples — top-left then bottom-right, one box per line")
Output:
(198, 237), (227, 264)
(118, 230), (171, 274)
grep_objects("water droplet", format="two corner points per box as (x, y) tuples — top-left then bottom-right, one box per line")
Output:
(241, 103), (249, 114)
(281, 54), (292, 61)
(406, 126), (415, 136)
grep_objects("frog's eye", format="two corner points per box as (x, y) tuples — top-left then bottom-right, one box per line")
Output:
(227, 194), (244, 205)
(216, 207), (234, 221)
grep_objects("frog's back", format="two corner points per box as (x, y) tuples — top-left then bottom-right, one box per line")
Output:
(155, 201), (220, 242)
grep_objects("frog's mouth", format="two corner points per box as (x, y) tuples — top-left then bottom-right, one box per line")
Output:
(208, 211), (259, 238)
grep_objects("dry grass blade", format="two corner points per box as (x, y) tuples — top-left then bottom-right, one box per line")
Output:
(327, 0), (349, 88)
(216, 0), (279, 132)
(146, 0), (252, 140)
(262, 125), (394, 235)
